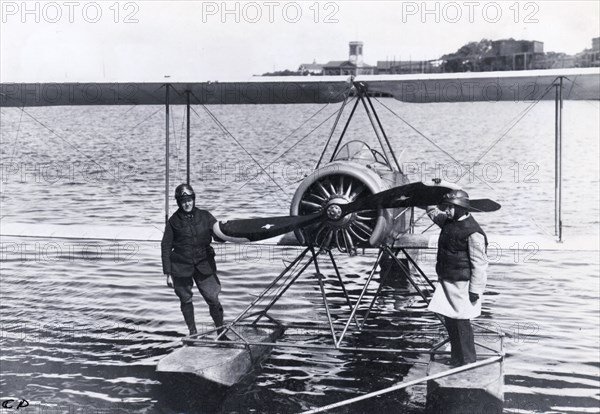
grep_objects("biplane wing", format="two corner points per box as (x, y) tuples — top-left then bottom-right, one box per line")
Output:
(0, 77), (352, 107)
(359, 67), (600, 102)
(1, 68), (598, 107)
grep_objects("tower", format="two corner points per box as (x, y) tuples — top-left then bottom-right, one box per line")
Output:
(349, 41), (364, 66)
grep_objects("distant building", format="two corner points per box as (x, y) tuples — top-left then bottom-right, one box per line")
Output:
(488, 39), (544, 70)
(282, 36), (599, 79)
(592, 37), (600, 66)
(575, 37), (600, 67)
(298, 61), (324, 75)
(323, 41), (375, 76)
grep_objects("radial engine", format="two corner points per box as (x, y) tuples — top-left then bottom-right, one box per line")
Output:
(290, 141), (411, 254)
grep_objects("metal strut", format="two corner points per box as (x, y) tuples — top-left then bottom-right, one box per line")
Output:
(324, 83), (401, 172)
(315, 94), (350, 169)
(186, 90), (191, 185)
(364, 92), (403, 173)
(336, 248), (385, 347)
(382, 245), (446, 327)
(328, 250), (360, 328)
(164, 84), (170, 224)
(554, 77), (564, 242)
(301, 356), (503, 414)
(216, 246), (310, 331)
(359, 92), (394, 170)
(400, 248), (435, 289)
(329, 97), (361, 162)
(310, 247), (338, 345)
(252, 250), (316, 324)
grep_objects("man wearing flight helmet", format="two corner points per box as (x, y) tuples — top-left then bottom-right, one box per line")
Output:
(427, 189), (489, 366)
(161, 183), (228, 339)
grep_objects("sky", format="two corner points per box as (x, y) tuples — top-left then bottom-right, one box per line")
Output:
(1, 0), (599, 82)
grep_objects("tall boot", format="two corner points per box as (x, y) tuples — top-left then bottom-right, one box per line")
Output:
(181, 302), (197, 335)
(210, 303), (229, 340)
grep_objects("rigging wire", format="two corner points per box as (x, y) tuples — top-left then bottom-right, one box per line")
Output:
(5, 106), (24, 166)
(374, 80), (557, 238)
(186, 94), (286, 193)
(236, 101), (354, 192)
(265, 102), (331, 154)
(0, 107), (163, 231)
(0, 107), (25, 207)
(129, 107), (163, 131)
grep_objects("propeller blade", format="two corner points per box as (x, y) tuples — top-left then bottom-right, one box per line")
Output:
(468, 199), (501, 212)
(341, 182), (452, 215)
(215, 212), (324, 242)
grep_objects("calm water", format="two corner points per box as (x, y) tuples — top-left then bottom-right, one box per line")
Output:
(1, 99), (599, 413)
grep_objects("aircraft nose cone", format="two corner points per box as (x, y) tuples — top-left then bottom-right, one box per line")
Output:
(327, 204), (342, 221)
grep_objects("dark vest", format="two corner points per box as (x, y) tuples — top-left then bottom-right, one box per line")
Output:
(436, 215), (487, 282)
(167, 208), (216, 277)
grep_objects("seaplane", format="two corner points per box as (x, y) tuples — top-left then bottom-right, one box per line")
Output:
(1, 67), (599, 412)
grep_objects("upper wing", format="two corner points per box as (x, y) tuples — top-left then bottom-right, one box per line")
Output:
(358, 68), (600, 102)
(0, 76), (352, 107)
(2, 68), (598, 107)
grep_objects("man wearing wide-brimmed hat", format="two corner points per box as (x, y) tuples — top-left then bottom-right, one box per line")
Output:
(427, 189), (489, 366)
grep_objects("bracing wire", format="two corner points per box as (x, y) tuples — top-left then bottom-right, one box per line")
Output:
(186, 94), (286, 193)
(374, 80), (558, 238)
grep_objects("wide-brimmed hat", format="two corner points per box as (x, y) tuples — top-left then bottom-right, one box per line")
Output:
(440, 189), (501, 213)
